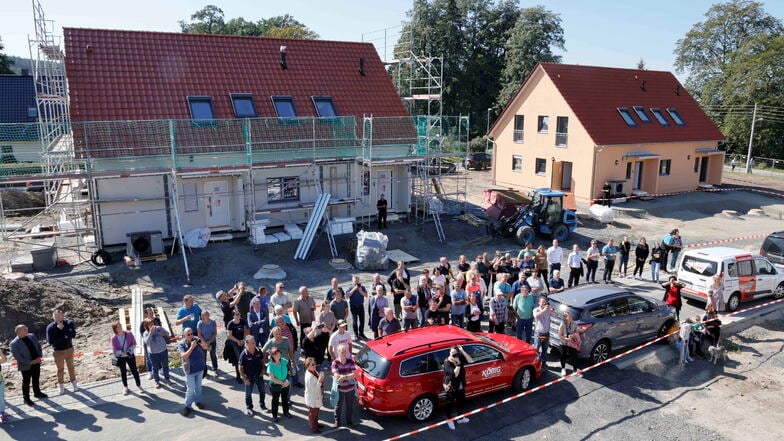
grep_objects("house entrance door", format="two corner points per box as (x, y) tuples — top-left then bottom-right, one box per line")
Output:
(633, 162), (643, 190)
(560, 161), (572, 190)
(699, 157), (709, 182)
(206, 180), (230, 229)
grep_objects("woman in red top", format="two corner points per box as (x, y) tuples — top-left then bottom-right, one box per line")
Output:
(661, 276), (684, 320)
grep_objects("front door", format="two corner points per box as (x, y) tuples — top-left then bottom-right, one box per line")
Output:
(561, 161), (572, 190)
(699, 157), (709, 182)
(206, 180), (230, 229)
(375, 169), (392, 208)
(633, 162), (643, 190)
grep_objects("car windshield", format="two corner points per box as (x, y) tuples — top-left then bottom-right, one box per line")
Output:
(355, 346), (391, 379)
(680, 255), (718, 277)
(475, 333), (509, 352)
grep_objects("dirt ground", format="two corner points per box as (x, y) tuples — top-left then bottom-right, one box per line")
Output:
(634, 316), (784, 441)
(1, 168), (782, 397)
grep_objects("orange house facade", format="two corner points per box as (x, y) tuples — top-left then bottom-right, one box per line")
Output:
(489, 63), (725, 206)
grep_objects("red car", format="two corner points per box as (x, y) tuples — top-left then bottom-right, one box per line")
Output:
(355, 325), (542, 422)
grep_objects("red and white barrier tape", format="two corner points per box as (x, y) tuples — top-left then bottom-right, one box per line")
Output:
(383, 297), (784, 441)
(590, 185), (783, 205)
(685, 232), (770, 249)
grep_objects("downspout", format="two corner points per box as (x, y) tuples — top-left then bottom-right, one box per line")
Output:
(591, 145), (600, 204)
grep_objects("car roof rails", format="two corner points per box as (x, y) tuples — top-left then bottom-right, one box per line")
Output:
(393, 337), (473, 357)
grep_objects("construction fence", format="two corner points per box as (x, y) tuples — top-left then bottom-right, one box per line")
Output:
(0, 115), (471, 180)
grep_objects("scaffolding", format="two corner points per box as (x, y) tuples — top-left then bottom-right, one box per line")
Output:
(362, 24), (469, 236)
(0, 1), (97, 267)
(0, 115), (469, 268)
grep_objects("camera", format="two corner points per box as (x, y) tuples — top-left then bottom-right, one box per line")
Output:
(192, 337), (201, 344)
(317, 323), (325, 329)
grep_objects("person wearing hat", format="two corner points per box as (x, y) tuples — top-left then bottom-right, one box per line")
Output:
(328, 320), (353, 360)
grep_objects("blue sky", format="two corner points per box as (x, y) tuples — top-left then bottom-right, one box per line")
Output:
(3, 0), (783, 78)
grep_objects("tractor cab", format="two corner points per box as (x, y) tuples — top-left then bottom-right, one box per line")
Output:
(511, 188), (577, 244)
(528, 188), (565, 227)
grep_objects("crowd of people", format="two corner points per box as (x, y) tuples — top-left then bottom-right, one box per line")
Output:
(1, 227), (697, 429)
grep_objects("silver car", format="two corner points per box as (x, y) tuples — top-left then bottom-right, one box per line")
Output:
(547, 285), (675, 363)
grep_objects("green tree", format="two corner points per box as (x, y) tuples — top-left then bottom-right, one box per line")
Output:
(715, 35), (784, 158)
(496, 6), (564, 109)
(180, 6), (318, 39)
(674, 0), (784, 159)
(637, 58), (646, 70)
(392, 0), (527, 136)
(674, 0), (783, 105)
(0, 38), (14, 74)
(258, 15), (319, 39)
(179, 5), (226, 34)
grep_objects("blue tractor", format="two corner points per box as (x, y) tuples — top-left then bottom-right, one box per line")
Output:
(489, 188), (578, 244)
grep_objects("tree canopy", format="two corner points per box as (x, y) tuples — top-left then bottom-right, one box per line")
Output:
(179, 5), (319, 39)
(496, 6), (564, 109)
(392, 0), (564, 136)
(675, 0), (784, 158)
(0, 38), (14, 74)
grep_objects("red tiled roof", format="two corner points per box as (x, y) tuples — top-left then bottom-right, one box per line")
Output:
(505, 63), (723, 145)
(63, 28), (409, 122)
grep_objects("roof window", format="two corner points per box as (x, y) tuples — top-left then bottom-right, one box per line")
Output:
(650, 108), (669, 126)
(230, 94), (257, 118)
(272, 96), (297, 118)
(666, 108), (685, 126)
(187, 96), (214, 120)
(633, 106), (650, 123)
(617, 108), (637, 127)
(312, 96), (337, 117)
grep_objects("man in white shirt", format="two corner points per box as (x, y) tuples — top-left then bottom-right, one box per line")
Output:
(567, 244), (583, 288)
(269, 282), (292, 318)
(546, 239), (563, 274)
(328, 320), (353, 359)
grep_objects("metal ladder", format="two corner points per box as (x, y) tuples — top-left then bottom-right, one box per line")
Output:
(428, 198), (446, 242)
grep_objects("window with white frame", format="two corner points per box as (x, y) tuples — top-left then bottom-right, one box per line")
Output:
(513, 115), (524, 143)
(267, 177), (300, 202)
(512, 155), (522, 172)
(659, 159), (672, 176)
(537, 115), (549, 133)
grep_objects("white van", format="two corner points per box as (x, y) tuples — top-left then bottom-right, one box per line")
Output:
(677, 247), (784, 312)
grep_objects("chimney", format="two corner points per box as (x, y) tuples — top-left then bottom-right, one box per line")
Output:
(280, 46), (287, 70)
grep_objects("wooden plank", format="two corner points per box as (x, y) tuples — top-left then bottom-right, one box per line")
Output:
(156, 306), (174, 337)
(118, 308), (129, 332)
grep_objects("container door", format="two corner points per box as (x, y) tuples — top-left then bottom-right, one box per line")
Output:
(375, 169), (392, 208)
(206, 180), (230, 229)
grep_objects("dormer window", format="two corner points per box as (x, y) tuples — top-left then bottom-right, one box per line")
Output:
(187, 96), (215, 120)
(272, 96), (297, 118)
(666, 108), (685, 126)
(312, 96), (337, 117)
(633, 106), (650, 123)
(650, 108), (669, 126)
(230, 94), (257, 118)
(617, 108), (637, 127)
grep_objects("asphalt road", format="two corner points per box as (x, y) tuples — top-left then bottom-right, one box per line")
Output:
(3, 274), (778, 441)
